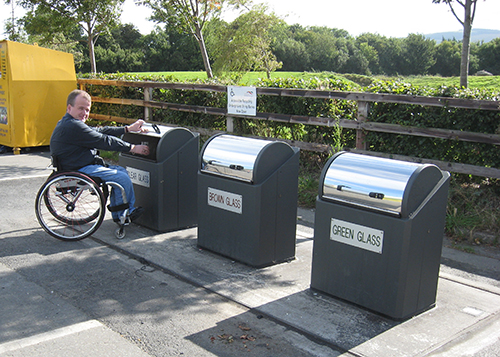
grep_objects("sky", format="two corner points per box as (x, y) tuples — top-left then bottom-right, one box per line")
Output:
(1, 0), (500, 40)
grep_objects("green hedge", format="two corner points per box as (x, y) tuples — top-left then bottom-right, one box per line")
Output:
(79, 73), (500, 179)
(366, 80), (500, 171)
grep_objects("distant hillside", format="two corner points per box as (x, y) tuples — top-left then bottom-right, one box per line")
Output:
(425, 28), (500, 43)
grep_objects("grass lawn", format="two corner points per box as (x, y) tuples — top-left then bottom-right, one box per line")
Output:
(376, 74), (500, 90)
(129, 71), (500, 91)
(129, 71), (350, 86)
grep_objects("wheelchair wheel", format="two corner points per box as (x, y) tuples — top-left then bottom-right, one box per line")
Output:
(35, 172), (105, 241)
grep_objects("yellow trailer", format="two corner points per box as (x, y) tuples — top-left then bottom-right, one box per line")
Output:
(0, 41), (76, 154)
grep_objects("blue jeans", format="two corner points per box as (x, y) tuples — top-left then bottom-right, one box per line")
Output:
(78, 164), (136, 221)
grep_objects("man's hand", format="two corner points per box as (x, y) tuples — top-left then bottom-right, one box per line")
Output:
(130, 144), (150, 156)
(127, 119), (148, 133)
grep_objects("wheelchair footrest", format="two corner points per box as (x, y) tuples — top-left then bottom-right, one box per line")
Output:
(107, 203), (129, 212)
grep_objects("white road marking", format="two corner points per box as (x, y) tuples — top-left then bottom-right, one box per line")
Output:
(0, 320), (102, 353)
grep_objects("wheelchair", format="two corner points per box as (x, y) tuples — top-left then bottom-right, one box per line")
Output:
(35, 156), (131, 241)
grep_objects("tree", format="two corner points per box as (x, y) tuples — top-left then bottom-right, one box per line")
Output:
(271, 24), (310, 71)
(13, 0), (124, 73)
(92, 24), (145, 73)
(431, 40), (462, 76)
(3, 1), (27, 41)
(432, 0), (479, 88)
(337, 37), (371, 75)
(402, 34), (436, 75)
(297, 27), (348, 72)
(138, 0), (250, 78)
(476, 38), (500, 75)
(355, 37), (381, 75)
(211, 5), (283, 78)
(273, 37), (310, 71)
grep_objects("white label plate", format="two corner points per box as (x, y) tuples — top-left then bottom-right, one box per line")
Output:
(207, 187), (242, 214)
(126, 166), (150, 188)
(330, 218), (384, 254)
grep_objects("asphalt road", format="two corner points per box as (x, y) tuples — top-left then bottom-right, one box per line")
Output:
(0, 148), (337, 356)
(1, 147), (500, 357)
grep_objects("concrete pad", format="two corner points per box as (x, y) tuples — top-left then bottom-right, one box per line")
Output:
(95, 217), (500, 356)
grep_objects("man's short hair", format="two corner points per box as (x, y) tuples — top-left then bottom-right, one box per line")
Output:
(67, 89), (91, 106)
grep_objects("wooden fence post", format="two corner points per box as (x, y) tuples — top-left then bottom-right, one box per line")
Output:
(227, 116), (234, 133)
(356, 101), (369, 150)
(144, 87), (152, 121)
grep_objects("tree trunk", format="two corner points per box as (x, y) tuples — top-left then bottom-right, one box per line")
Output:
(86, 22), (97, 74)
(194, 25), (213, 79)
(460, 0), (473, 88)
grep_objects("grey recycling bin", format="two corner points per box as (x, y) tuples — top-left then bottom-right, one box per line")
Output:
(197, 134), (300, 267)
(310, 152), (450, 320)
(119, 124), (199, 232)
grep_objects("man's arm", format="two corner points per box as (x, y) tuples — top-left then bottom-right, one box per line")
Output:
(93, 120), (149, 155)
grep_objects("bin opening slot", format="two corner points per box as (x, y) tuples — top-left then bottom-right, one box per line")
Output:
(122, 133), (160, 161)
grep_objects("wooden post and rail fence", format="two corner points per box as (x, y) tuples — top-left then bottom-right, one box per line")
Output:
(78, 78), (500, 179)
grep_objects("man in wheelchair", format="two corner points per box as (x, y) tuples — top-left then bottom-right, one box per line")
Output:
(50, 89), (150, 225)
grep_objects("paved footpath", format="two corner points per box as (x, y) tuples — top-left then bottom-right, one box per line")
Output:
(1, 149), (500, 356)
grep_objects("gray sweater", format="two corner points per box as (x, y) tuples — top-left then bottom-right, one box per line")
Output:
(50, 113), (132, 171)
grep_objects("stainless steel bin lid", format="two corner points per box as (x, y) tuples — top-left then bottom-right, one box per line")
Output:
(201, 134), (296, 184)
(320, 152), (444, 217)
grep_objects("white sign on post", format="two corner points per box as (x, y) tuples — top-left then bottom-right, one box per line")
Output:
(227, 86), (257, 116)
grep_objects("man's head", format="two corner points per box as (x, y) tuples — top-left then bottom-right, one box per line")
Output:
(67, 89), (91, 122)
